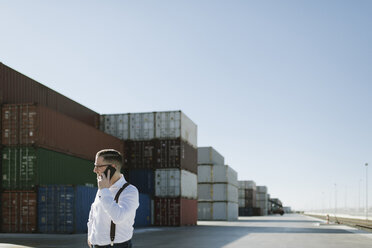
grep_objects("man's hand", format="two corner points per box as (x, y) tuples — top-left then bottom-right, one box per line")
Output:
(97, 170), (111, 189)
(87, 239), (92, 248)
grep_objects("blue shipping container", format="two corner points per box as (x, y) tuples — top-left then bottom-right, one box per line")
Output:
(38, 185), (74, 233)
(127, 169), (154, 195)
(134, 194), (152, 227)
(75, 186), (97, 233)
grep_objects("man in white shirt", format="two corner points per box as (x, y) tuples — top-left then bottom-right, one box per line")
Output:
(88, 149), (139, 248)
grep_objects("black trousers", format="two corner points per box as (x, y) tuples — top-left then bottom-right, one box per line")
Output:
(93, 239), (132, 248)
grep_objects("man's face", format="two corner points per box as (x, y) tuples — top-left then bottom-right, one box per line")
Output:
(93, 156), (110, 175)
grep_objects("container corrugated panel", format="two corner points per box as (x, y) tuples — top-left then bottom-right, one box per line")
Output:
(197, 202), (238, 220)
(238, 180), (256, 190)
(197, 183), (238, 202)
(0, 63), (99, 128)
(154, 197), (197, 226)
(154, 139), (197, 174)
(75, 186), (97, 233)
(1, 191), (37, 233)
(256, 193), (267, 201)
(134, 193), (152, 227)
(256, 186), (267, 193)
(124, 140), (156, 169)
(127, 169), (154, 195)
(124, 139), (197, 174)
(239, 207), (253, 216)
(197, 147), (224, 165)
(130, 113), (155, 140)
(38, 185), (74, 233)
(100, 114), (129, 140)
(155, 169), (197, 199)
(155, 111), (197, 149)
(197, 165), (237, 186)
(2, 147), (96, 190)
(1, 104), (124, 160)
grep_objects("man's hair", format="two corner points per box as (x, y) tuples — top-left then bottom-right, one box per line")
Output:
(96, 149), (123, 169)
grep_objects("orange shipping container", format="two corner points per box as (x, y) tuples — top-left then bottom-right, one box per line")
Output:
(1, 191), (37, 233)
(0, 63), (99, 128)
(2, 104), (124, 160)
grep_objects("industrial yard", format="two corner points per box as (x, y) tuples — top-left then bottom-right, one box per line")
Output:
(0, 214), (372, 248)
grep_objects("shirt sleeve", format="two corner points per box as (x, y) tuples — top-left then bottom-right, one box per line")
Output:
(87, 203), (94, 239)
(98, 186), (139, 224)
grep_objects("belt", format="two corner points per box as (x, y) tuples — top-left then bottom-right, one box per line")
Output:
(93, 239), (131, 248)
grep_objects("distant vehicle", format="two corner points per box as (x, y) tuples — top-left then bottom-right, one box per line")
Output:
(269, 198), (284, 215)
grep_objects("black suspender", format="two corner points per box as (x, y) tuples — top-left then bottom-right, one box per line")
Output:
(110, 182), (130, 246)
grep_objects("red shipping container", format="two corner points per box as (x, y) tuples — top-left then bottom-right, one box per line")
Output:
(154, 197), (197, 226)
(1, 191), (37, 233)
(2, 104), (124, 160)
(0, 63), (99, 128)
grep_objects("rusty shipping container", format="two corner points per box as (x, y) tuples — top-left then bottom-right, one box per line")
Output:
(0, 63), (99, 128)
(2, 191), (37, 233)
(154, 197), (197, 226)
(1, 104), (124, 160)
(124, 139), (197, 174)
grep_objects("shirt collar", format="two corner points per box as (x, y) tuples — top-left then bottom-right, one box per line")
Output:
(110, 174), (126, 189)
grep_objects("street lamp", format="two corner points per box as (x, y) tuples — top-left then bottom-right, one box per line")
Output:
(366, 163), (369, 221)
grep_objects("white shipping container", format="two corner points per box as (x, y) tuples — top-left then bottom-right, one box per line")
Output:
(238, 198), (246, 207)
(130, 113), (155, 140)
(238, 189), (245, 199)
(256, 193), (267, 201)
(198, 202), (238, 220)
(198, 147), (224, 165)
(197, 165), (238, 187)
(238, 180), (256, 190)
(198, 183), (238, 203)
(100, 114), (130, 140)
(256, 186), (267, 193)
(155, 169), (197, 199)
(155, 111), (197, 148)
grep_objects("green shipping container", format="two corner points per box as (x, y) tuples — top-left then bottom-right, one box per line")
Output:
(2, 147), (97, 189)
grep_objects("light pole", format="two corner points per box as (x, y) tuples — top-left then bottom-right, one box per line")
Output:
(366, 163), (369, 221)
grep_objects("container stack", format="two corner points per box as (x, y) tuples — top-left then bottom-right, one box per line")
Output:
(255, 186), (268, 216)
(238, 180), (256, 216)
(0, 64), (124, 233)
(197, 147), (238, 221)
(100, 111), (198, 226)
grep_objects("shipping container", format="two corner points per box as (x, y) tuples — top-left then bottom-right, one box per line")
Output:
(154, 139), (197, 174)
(197, 183), (238, 203)
(0, 63), (99, 128)
(124, 140), (156, 169)
(124, 139), (197, 174)
(155, 111), (197, 148)
(38, 185), (74, 233)
(134, 193), (152, 227)
(99, 114), (129, 140)
(154, 197), (197, 226)
(197, 202), (238, 221)
(239, 207), (253, 216)
(256, 193), (267, 201)
(256, 186), (267, 193)
(197, 147), (224, 165)
(2, 104), (124, 160)
(127, 169), (154, 195)
(75, 186), (97, 233)
(238, 180), (256, 190)
(2, 147), (96, 189)
(1, 191), (37, 233)
(100, 111), (197, 149)
(197, 164), (238, 186)
(155, 169), (197, 199)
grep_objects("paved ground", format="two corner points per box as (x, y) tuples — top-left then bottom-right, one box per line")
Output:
(0, 214), (371, 248)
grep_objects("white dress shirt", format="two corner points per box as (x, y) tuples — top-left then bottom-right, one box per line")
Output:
(87, 174), (139, 246)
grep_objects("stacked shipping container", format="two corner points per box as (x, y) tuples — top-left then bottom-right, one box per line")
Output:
(255, 186), (268, 216)
(197, 147), (238, 220)
(100, 111), (198, 226)
(0, 64), (121, 233)
(238, 180), (257, 216)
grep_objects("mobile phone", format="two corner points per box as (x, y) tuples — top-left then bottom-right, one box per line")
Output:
(103, 165), (116, 179)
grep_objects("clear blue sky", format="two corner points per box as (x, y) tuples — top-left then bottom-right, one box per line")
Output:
(1, 0), (372, 211)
